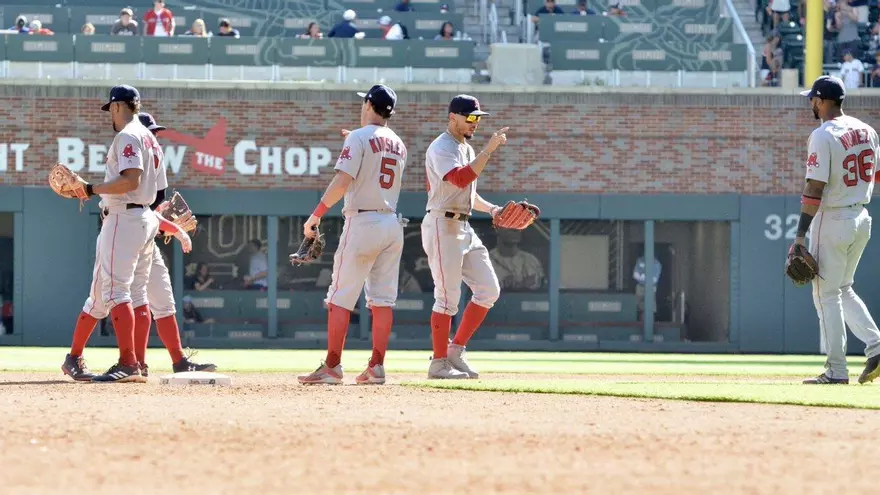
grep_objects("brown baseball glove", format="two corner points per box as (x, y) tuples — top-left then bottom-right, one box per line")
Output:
(289, 227), (325, 266)
(786, 243), (819, 286)
(493, 200), (541, 230)
(48, 163), (91, 207)
(159, 191), (198, 244)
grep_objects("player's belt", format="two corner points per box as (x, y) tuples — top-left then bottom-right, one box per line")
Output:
(356, 209), (395, 214)
(429, 210), (470, 221)
(101, 203), (150, 216)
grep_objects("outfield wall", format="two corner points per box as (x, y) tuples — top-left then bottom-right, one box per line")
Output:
(2, 81), (880, 353)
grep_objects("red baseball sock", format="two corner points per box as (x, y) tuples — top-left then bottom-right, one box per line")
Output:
(69, 312), (98, 357)
(110, 303), (137, 367)
(452, 302), (490, 347)
(134, 305), (151, 365)
(369, 306), (393, 367)
(325, 303), (351, 368)
(431, 311), (452, 359)
(155, 315), (185, 363)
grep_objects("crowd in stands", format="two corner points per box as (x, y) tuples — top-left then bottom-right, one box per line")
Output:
(3, 0), (470, 43)
(530, 0), (625, 33)
(760, 0), (880, 87)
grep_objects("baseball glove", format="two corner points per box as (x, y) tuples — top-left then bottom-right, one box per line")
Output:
(786, 243), (819, 286)
(493, 200), (541, 230)
(289, 227), (325, 266)
(159, 191), (198, 244)
(48, 163), (90, 207)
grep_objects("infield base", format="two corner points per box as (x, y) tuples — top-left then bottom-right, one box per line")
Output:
(159, 371), (232, 386)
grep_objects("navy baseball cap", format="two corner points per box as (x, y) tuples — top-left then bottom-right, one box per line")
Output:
(101, 84), (140, 111)
(449, 95), (489, 117)
(800, 75), (846, 101)
(357, 84), (397, 116)
(138, 112), (166, 131)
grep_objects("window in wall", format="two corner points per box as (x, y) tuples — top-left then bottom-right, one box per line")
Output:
(0, 213), (13, 335)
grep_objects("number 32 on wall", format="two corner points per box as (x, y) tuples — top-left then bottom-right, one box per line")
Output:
(764, 214), (811, 241)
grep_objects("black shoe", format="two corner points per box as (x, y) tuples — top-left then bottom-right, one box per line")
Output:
(173, 358), (217, 373)
(803, 373), (849, 385)
(858, 355), (880, 384)
(92, 362), (147, 383)
(140, 363), (149, 378)
(61, 354), (96, 382)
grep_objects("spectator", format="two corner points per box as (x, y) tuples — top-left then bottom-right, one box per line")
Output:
(849, 0), (869, 23)
(144, 0), (175, 37)
(868, 21), (879, 56)
(395, 0), (415, 12)
(440, 4), (450, 14)
(379, 15), (407, 40)
(573, 0), (598, 15)
(298, 22), (323, 39)
(28, 20), (53, 35)
(607, 3), (625, 15)
(243, 239), (268, 290)
(217, 18), (240, 38)
(835, 1), (861, 60)
(328, 10), (365, 39)
(190, 262), (215, 291)
(760, 33), (781, 80)
(184, 18), (210, 37)
(767, 0), (791, 29)
(533, 0), (565, 28)
(871, 52), (880, 87)
(183, 295), (214, 324)
(839, 49), (865, 88)
(633, 256), (661, 321)
(489, 229), (546, 291)
(762, 57), (782, 86)
(436, 21), (455, 39)
(10, 16), (29, 34)
(81, 23), (95, 35)
(111, 8), (138, 36)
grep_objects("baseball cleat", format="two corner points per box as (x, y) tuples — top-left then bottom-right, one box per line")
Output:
(447, 343), (479, 379)
(298, 362), (343, 385)
(173, 349), (218, 373)
(91, 362), (148, 383)
(428, 358), (469, 379)
(61, 353), (96, 382)
(803, 373), (849, 385)
(858, 355), (880, 384)
(140, 363), (149, 378)
(356, 364), (386, 385)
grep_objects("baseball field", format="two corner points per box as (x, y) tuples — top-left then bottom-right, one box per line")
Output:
(1, 348), (878, 494)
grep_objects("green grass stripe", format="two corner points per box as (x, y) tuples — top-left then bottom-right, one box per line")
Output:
(0, 347), (847, 375)
(406, 379), (880, 409)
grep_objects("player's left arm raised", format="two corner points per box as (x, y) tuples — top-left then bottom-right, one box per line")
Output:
(303, 134), (362, 237)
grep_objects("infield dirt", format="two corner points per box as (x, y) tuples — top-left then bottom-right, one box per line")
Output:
(0, 372), (874, 494)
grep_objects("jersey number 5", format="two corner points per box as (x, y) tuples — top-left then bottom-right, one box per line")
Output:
(842, 149), (875, 187)
(379, 157), (397, 189)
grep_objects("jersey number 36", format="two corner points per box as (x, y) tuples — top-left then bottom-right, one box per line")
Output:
(842, 149), (875, 187)
(379, 157), (397, 189)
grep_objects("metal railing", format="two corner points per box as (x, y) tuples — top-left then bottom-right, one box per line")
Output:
(488, 1), (500, 44)
(724, 0), (758, 87)
(480, 0), (488, 44)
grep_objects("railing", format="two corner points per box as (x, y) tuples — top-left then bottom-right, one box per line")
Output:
(488, 1), (500, 45)
(480, 0), (489, 44)
(725, 0), (758, 87)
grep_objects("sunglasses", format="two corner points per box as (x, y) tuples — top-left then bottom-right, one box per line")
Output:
(464, 114), (481, 123)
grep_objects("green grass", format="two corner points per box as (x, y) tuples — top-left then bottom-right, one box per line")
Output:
(407, 379), (880, 409)
(3, 347), (877, 409)
(0, 347), (838, 375)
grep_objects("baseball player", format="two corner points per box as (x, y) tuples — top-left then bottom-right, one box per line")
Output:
(61, 112), (216, 382)
(421, 95), (509, 379)
(297, 84), (407, 385)
(58, 85), (161, 383)
(795, 75), (880, 385)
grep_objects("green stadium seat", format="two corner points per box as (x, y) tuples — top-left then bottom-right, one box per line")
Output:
(392, 12), (464, 40)
(408, 39), (473, 83)
(142, 36), (209, 80)
(73, 34), (141, 80)
(208, 35), (275, 80)
(5, 33), (73, 79)
(0, 5), (68, 33)
(276, 38), (342, 81)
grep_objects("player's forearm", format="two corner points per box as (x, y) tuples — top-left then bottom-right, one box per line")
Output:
(92, 173), (140, 195)
(313, 172), (354, 216)
(796, 180), (826, 238)
(153, 211), (180, 234)
(473, 194), (499, 214)
(469, 149), (494, 176)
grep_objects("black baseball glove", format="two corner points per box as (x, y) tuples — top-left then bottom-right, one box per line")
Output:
(785, 243), (819, 286)
(289, 227), (325, 266)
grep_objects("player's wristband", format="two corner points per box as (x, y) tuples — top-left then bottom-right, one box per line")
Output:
(85, 184), (95, 197)
(313, 202), (329, 218)
(796, 211), (814, 238)
(801, 194), (821, 206)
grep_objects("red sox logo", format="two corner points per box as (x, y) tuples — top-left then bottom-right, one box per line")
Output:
(338, 146), (352, 161)
(122, 143), (137, 158)
(805, 152), (818, 168)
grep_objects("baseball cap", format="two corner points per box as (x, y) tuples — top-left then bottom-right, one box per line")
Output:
(379, 15), (392, 26)
(357, 84), (397, 116)
(800, 75), (846, 101)
(448, 94), (489, 117)
(101, 84), (140, 111)
(138, 112), (166, 131)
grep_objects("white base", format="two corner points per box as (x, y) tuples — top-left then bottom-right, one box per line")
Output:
(159, 371), (232, 386)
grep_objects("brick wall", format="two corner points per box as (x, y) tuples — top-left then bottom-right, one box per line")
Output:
(1, 83), (878, 194)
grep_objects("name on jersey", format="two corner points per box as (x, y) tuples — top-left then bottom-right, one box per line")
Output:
(839, 129), (869, 151)
(369, 137), (404, 156)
